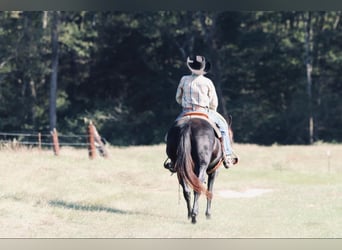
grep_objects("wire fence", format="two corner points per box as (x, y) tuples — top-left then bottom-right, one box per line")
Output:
(0, 131), (88, 147)
(0, 122), (109, 159)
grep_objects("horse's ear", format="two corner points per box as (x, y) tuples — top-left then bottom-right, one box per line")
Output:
(227, 115), (233, 126)
(228, 127), (234, 144)
(227, 115), (234, 143)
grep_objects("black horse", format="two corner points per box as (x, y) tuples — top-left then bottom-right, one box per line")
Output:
(166, 113), (225, 224)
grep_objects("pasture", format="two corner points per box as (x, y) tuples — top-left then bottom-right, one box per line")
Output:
(0, 143), (341, 238)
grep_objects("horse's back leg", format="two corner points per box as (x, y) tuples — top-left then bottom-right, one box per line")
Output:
(191, 167), (207, 224)
(191, 189), (204, 224)
(179, 179), (192, 220)
(206, 171), (217, 219)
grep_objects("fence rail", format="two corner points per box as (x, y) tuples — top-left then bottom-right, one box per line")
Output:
(0, 122), (108, 159)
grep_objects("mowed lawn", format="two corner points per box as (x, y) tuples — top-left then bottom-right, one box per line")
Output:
(0, 143), (341, 238)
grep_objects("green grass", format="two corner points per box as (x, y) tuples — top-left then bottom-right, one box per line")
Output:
(0, 143), (341, 238)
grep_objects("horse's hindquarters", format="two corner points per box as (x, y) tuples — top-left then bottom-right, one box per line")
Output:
(166, 118), (222, 223)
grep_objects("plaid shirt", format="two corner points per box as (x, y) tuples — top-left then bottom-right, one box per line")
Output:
(176, 74), (218, 111)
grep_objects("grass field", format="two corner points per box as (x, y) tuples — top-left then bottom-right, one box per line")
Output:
(0, 143), (341, 238)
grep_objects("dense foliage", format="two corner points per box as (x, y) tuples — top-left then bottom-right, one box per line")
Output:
(0, 11), (341, 145)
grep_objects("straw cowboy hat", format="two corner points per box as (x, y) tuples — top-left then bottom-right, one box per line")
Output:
(187, 55), (210, 75)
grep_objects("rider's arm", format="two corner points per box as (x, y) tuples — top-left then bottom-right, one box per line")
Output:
(176, 76), (185, 105)
(208, 80), (218, 111)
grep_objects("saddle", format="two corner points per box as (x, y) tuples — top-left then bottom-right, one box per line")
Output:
(177, 111), (222, 138)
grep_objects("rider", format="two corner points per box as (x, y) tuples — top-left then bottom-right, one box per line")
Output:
(164, 55), (238, 173)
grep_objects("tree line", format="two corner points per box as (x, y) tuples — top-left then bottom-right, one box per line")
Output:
(0, 11), (341, 145)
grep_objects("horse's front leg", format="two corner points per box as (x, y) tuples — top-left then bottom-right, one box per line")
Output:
(205, 171), (217, 219)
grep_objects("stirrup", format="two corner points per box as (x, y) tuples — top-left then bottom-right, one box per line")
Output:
(231, 151), (239, 165)
(222, 155), (233, 169)
(163, 158), (176, 173)
(223, 154), (239, 169)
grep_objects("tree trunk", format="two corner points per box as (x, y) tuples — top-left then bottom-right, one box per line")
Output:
(199, 12), (229, 119)
(210, 51), (228, 119)
(305, 12), (314, 144)
(49, 11), (60, 131)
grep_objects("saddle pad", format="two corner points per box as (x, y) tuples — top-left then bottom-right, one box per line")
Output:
(179, 112), (222, 138)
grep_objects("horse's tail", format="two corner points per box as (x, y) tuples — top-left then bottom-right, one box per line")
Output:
(175, 122), (212, 199)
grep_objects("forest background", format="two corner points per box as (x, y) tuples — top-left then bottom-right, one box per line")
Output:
(0, 11), (341, 146)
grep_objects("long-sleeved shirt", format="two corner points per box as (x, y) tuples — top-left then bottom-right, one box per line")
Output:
(176, 74), (218, 111)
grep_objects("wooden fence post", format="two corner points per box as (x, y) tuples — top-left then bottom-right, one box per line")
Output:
(51, 128), (60, 156)
(38, 132), (42, 151)
(88, 121), (96, 159)
(93, 125), (109, 158)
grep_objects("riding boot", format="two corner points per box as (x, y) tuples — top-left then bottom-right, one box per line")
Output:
(163, 158), (176, 173)
(220, 138), (238, 169)
(222, 154), (233, 169)
(231, 152), (239, 165)
(219, 138), (230, 168)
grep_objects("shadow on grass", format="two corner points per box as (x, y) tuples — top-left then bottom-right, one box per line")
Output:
(48, 199), (180, 221)
(48, 200), (134, 215)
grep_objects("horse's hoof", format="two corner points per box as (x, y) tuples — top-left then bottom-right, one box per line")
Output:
(191, 216), (197, 224)
(206, 214), (211, 220)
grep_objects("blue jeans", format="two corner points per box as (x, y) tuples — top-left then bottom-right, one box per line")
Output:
(208, 110), (232, 156)
(176, 109), (233, 156)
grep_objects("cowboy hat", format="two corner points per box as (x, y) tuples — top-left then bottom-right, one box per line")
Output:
(186, 55), (208, 75)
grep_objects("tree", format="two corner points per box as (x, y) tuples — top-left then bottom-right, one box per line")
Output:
(0, 11), (341, 145)
(49, 11), (60, 131)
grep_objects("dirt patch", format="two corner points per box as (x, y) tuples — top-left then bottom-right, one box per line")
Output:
(217, 188), (273, 198)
